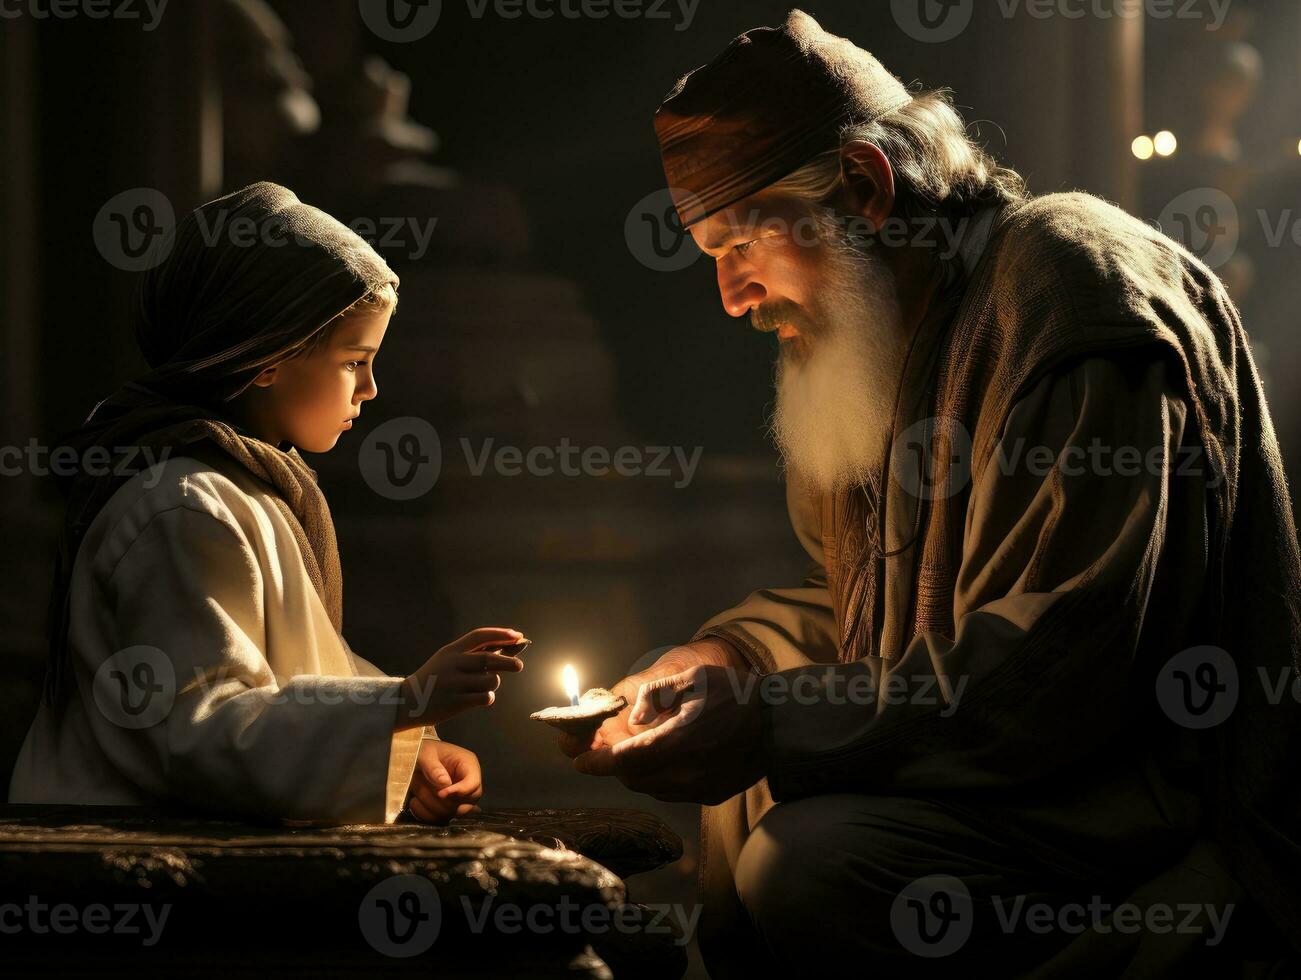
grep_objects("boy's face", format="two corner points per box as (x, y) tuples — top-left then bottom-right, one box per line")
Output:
(246, 305), (391, 453)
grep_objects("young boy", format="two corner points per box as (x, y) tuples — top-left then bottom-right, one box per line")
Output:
(9, 182), (523, 826)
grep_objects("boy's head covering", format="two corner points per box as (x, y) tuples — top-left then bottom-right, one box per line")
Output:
(43, 182), (399, 711)
(654, 9), (913, 228)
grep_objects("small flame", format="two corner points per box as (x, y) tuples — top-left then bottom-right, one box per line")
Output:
(562, 665), (580, 704)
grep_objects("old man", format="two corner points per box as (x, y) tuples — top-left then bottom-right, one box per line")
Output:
(559, 9), (1301, 976)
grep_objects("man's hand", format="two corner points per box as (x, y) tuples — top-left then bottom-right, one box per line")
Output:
(404, 739), (483, 824)
(553, 638), (750, 760)
(572, 664), (765, 805)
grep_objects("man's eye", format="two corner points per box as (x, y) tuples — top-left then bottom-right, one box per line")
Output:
(733, 239), (760, 255)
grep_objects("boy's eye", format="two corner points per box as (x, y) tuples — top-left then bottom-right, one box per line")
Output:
(345, 360), (367, 371)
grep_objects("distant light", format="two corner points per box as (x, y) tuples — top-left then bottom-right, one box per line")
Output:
(1296, 138), (1301, 157)
(1154, 131), (1178, 157)
(1132, 136), (1155, 161)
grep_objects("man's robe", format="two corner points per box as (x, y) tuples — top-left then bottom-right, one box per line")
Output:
(9, 452), (430, 824)
(690, 193), (1301, 969)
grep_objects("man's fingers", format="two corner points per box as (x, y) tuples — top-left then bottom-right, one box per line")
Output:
(630, 679), (679, 726)
(556, 731), (595, 758)
(573, 745), (616, 777)
(453, 803), (481, 817)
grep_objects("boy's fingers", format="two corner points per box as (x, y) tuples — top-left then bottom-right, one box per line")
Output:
(407, 794), (446, 823)
(459, 651), (525, 673)
(451, 628), (524, 653)
(437, 779), (482, 800)
(453, 671), (502, 694)
(453, 803), (481, 817)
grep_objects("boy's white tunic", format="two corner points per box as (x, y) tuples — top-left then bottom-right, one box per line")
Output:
(9, 452), (429, 824)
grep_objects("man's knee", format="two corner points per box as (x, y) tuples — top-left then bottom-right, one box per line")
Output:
(734, 794), (903, 937)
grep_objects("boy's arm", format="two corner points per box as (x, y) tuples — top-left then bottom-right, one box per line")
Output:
(88, 504), (411, 824)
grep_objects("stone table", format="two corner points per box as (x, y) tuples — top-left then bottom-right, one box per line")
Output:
(0, 804), (686, 978)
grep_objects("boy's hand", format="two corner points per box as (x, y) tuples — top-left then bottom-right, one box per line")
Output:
(395, 627), (527, 730)
(405, 740), (483, 824)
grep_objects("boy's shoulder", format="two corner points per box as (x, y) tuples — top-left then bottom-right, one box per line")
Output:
(89, 448), (277, 554)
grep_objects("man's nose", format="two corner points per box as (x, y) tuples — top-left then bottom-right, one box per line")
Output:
(716, 258), (766, 318)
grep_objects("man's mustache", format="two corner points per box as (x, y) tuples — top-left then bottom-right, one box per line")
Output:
(751, 301), (813, 335)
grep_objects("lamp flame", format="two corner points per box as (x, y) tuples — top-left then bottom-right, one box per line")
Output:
(562, 665), (580, 706)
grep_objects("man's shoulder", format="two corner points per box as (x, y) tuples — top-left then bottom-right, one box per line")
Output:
(989, 191), (1172, 280)
(977, 190), (1222, 334)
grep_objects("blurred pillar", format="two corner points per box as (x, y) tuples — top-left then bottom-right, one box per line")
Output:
(967, 7), (1144, 209)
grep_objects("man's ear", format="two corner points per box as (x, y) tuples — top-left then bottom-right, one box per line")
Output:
(839, 140), (896, 233)
(249, 365), (278, 389)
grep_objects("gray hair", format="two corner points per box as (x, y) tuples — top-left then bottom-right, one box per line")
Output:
(767, 86), (1026, 277)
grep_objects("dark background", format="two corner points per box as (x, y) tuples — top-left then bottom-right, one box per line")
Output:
(3, 2), (1299, 976)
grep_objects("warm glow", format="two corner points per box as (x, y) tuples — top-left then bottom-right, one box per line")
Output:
(562, 665), (580, 703)
(1296, 138), (1301, 157)
(1154, 131), (1177, 157)
(1132, 135), (1155, 161)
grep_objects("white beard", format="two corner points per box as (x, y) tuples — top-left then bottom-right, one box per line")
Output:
(767, 228), (909, 494)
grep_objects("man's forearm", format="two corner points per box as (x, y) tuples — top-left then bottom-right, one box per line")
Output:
(661, 637), (752, 674)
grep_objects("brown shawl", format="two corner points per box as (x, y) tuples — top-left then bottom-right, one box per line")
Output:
(825, 190), (1301, 949)
(44, 181), (399, 713)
